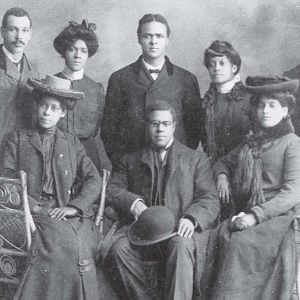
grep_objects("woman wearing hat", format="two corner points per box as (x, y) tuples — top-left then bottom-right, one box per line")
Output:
(53, 19), (111, 174)
(3, 75), (102, 299)
(202, 76), (300, 299)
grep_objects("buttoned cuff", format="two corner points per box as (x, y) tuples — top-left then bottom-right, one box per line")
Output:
(130, 198), (144, 216)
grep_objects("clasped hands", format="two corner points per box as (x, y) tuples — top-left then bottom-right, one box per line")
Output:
(132, 201), (195, 238)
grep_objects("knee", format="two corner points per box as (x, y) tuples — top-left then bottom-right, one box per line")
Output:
(167, 235), (195, 254)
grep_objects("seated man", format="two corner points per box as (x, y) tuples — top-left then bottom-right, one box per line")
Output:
(105, 101), (219, 300)
(2, 75), (102, 300)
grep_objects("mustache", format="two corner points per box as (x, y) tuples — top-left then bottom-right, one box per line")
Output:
(12, 41), (25, 45)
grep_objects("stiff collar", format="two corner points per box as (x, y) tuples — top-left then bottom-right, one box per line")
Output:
(216, 74), (241, 94)
(133, 55), (173, 75)
(62, 66), (84, 80)
(142, 57), (165, 72)
(2, 45), (23, 63)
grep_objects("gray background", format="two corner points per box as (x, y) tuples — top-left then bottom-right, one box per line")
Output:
(2, 0), (300, 94)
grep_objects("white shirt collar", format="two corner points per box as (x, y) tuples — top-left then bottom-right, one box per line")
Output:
(3, 45), (23, 63)
(216, 73), (241, 94)
(62, 66), (84, 81)
(142, 58), (165, 71)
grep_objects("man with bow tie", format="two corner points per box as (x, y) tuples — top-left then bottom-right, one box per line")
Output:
(0, 7), (39, 166)
(105, 101), (219, 300)
(102, 13), (203, 168)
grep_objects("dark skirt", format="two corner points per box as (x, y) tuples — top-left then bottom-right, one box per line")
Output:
(14, 215), (101, 300)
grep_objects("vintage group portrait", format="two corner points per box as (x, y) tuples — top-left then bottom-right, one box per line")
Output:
(0, 0), (299, 299)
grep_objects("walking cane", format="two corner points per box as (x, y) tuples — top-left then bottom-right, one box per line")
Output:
(95, 169), (110, 237)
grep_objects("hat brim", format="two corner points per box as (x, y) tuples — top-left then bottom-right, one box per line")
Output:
(245, 79), (299, 94)
(27, 78), (84, 100)
(128, 222), (177, 246)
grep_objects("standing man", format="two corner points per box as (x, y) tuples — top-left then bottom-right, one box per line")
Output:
(102, 13), (202, 168)
(0, 7), (39, 162)
(106, 101), (219, 300)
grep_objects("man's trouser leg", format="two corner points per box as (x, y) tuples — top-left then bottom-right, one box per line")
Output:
(108, 236), (158, 300)
(164, 235), (195, 300)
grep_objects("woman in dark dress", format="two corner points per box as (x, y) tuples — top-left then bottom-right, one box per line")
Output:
(202, 40), (251, 219)
(53, 20), (111, 174)
(202, 76), (300, 299)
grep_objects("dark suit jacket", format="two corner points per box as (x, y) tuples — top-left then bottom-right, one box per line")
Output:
(107, 139), (219, 231)
(0, 45), (39, 155)
(283, 66), (300, 135)
(102, 56), (203, 167)
(2, 127), (101, 214)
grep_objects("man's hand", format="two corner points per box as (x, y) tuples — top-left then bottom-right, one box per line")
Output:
(131, 201), (148, 220)
(48, 206), (79, 221)
(177, 218), (195, 238)
(217, 174), (231, 204)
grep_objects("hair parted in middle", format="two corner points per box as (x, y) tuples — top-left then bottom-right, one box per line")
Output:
(204, 40), (242, 75)
(53, 19), (99, 58)
(137, 14), (171, 37)
(145, 100), (177, 122)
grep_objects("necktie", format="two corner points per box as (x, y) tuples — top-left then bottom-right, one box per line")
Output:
(149, 69), (160, 74)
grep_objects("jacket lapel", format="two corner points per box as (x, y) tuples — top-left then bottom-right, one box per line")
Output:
(134, 56), (153, 87)
(27, 129), (43, 154)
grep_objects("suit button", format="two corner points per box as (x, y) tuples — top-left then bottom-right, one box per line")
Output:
(59, 154), (64, 158)
(64, 170), (68, 175)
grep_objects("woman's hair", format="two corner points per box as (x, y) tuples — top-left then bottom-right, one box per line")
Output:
(53, 20), (99, 58)
(250, 91), (296, 115)
(204, 40), (241, 75)
(32, 90), (75, 111)
(137, 14), (171, 37)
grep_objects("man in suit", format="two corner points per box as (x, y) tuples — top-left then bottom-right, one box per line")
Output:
(106, 101), (219, 300)
(102, 13), (203, 168)
(283, 66), (300, 135)
(0, 7), (39, 164)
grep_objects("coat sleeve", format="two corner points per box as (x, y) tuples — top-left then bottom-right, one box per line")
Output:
(68, 137), (102, 212)
(184, 150), (220, 231)
(182, 74), (203, 149)
(101, 72), (123, 168)
(106, 154), (143, 216)
(251, 139), (300, 223)
(2, 131), (19, 178)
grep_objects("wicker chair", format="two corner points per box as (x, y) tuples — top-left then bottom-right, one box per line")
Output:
(0, 171), (35, 288)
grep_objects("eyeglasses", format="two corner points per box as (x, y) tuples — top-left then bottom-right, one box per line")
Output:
(148, 121), (173, 128)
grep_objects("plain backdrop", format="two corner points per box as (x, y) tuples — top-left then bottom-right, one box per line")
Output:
(1, 0), (300, 94)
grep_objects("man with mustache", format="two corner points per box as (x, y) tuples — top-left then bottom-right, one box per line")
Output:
(0, 7), (39, 166)
(102, 13), (203, 168)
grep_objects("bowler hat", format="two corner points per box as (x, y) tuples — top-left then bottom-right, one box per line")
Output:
(27, 75), (84, 110)
(245, 76), (299, 94)
(128, 206), (177, 246)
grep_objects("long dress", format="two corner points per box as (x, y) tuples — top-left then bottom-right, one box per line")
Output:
(56, 72), (111, 174)
(202, 118), (300, 299)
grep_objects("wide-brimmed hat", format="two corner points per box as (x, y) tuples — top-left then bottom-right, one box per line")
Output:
(245, 76), (299, 94)
(128, 206), (177, 246)
(53, 19), (98, 57)
(28, 73), (83, 99)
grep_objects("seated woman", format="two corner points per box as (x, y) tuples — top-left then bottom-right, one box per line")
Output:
(3, 75), (102, 300)
(53, 19), (111, 173)
(202, 76), (300, 299)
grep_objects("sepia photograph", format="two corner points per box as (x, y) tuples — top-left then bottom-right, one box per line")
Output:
(0, 0), (299, 299)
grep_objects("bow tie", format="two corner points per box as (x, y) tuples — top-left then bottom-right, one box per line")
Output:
(149, 69), (161, 74)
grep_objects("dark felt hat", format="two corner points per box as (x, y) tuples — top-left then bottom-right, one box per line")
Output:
(128, 206), (177, 246)
(27, 75), (84, 110)
(245, 76), (299, 94)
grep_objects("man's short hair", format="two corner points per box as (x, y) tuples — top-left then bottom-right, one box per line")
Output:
(137, 14), (171, 37)
(204, 40), (241, 75)
(145, 101), (177, 122)
(2, 7), (32, 28)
